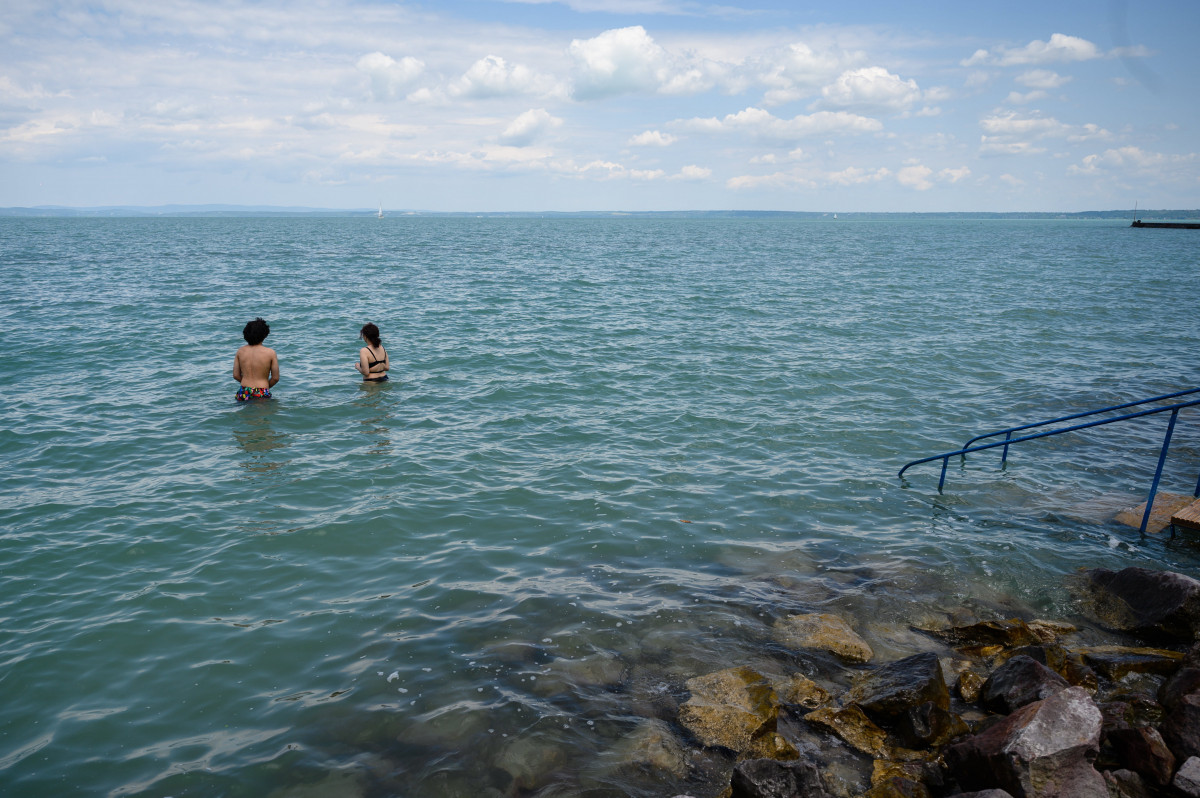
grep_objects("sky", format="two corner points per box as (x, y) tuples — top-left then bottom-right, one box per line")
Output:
(2, 0), (1198, 212)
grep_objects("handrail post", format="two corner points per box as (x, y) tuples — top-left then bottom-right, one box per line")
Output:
(1139, 408), (1180, 537)
(1001, 431), (1012, 465)
(938, 457), (948, 492)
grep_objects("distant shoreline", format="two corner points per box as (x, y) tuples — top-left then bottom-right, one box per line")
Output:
(2, 206), (1197, 220)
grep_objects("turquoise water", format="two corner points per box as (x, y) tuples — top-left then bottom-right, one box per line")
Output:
(2, 217), (1199, 796)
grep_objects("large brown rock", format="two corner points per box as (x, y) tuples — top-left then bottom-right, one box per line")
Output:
(979, 655), (1069, 715)
(774, 613), (874, 663)
(678, 666), (779, 754)
(1081, 567), (1200, 641)
(944, 686), (1106, 797)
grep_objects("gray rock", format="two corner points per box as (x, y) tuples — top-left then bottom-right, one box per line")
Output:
(1175, 756), (1200, 797)
(979, 655), (1069, 715)
(730, 757), (830, 798)
(1102, 769), (1150, 798)
(944, 686), (1106, 798)
(1082, 567), (1200, 641)
(954, 792), (1015, 798)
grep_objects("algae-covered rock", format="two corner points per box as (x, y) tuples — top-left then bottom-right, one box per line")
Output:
(774, 613), (874, 664)
(679, 666), (779, 753)
(777, 673), (831, 710)
(1075, 645), (1185, 680)
(803, 705), (889, 758)
(922, 618), (1040, 649)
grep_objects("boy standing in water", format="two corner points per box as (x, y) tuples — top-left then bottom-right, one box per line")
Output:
(233, 317), (280, 401)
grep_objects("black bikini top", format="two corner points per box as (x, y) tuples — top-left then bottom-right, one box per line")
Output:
(365, 346), (387, 371)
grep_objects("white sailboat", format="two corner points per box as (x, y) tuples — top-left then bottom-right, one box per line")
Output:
(377, 202), (384, 219)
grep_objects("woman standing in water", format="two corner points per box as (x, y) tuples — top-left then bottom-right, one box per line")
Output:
(354, 323), (389, 383)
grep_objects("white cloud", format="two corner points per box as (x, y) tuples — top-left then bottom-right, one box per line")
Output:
(628, 130), (677, 146)
(569, 26), (670, 99)
(672, 164), (711, 180)
(356, 52), (425, 100)
(1000, 173), (1025, 186)
(1016, 69), (1071, 89)
(1005, 90), (1047, 105)
(938, 166), (971, 183)
(897, 163), (933, 190)
(680, 107), (882, 142)
(1068, 146), (1197, 177)
(816, 67), (920, 114)
(758, 42), (859, 105)
(499, 108), (563, 146)
(980, 137), (1047, 156)
(962, 33), (1101, 67)
(451, 55), (560, 99)
(978, 111), (1074, 154)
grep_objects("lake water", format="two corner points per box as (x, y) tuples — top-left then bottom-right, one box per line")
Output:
(2, 216), (1199, 796)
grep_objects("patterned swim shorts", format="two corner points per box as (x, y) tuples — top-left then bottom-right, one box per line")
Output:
(236, 387), (272, 401)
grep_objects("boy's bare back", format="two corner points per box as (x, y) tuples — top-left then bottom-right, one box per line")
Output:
(233, 344), (279, 389)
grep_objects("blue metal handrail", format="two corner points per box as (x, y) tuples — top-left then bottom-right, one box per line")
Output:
(898, 397), (1200, 535)
(962, 387), (1200, 466)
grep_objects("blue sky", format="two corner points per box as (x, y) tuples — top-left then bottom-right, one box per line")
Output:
(2, 0), (1197, 211)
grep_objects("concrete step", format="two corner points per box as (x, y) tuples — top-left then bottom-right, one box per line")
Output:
(1113, 492), (1195, 534)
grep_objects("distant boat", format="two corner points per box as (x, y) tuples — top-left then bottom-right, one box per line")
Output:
(377, 202), (384, 219)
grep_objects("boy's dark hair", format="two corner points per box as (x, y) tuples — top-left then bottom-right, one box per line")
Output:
(243, 317), (269, 345)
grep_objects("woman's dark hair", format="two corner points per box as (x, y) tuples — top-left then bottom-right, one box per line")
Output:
(360, 323), (381, 348)
(243, 317), (269, 345)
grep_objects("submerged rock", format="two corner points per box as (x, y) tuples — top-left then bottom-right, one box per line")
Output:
(773, 613), (874, 664)
(496, 733), (568, 791)
(603, 718), (688, 778)
(944, 686), (1105, 797)
(1080, 567), (1200, 641)
(678, 666), (779, 754)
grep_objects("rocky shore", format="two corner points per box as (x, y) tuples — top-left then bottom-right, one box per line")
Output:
(653, 565), (1200, 798)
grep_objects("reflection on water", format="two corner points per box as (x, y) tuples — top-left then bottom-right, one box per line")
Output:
(232, 400), (290, 475)
(354, 380), (394, 454)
